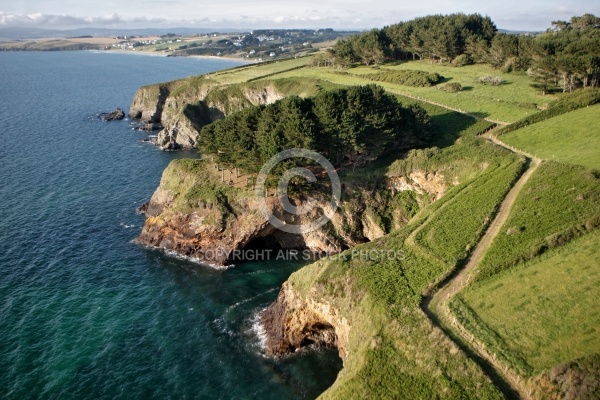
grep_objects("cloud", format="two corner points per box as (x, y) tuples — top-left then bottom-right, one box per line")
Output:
(0, 12), (169, 28)
(0, 10), (375, 29)
(0, 4), (585, 31)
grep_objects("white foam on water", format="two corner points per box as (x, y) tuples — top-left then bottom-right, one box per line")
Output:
(250, 308), (268, 354)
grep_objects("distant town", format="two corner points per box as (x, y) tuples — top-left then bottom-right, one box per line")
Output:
(0, 29), (356, 60)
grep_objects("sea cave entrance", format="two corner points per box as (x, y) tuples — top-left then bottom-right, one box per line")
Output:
(229, 230), (309, 263)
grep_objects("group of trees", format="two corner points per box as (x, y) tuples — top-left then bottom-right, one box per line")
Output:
(529, 15), (600, 93)
(198, 85), (430, 172)
(489, 15), (600, 93)
(332, 14), (497, 66)
(329, 13), (600, 94)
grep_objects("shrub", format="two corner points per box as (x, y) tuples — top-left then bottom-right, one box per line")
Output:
(517, 102), (538, 109)
(442, 82), (462, 93)
(478, 75), (503, 86)
(363, 70), (442, 87)
(451, 54), (473, 67)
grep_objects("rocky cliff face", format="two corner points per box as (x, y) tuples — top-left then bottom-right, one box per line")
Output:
(138, 195), (346, 266)
(136, 159), (452, 267)
(129, 77), (299, 150)
(260, 280), (350, 359)
(387, 170), (447, 201)
(136, 159), (396, 266)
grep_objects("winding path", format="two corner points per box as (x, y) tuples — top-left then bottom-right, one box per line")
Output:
(421, 129), (542, 399)
(383, 80), (544, 397)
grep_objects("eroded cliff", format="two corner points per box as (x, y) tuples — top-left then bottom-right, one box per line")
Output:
(260, 280), (351, 359)
(136, 156), (450, 267)
(129, 76), (325, 150)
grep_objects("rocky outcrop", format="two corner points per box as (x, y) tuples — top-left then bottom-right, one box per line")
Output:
(154, 120), (198, 150)
(98, 108), (125, 121)
(136, 157), (454, 266)
(387, 170), (447, 201)
(138, 195), (346, 266)
(128, 84), (171, 122)
(362, 212), (386, 241)
(136, 159), (364, 266)
(128, 77), (303, 150)
(260, 281), (350, 359)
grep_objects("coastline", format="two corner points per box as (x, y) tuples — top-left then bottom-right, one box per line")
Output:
(89, 48), (253, 63)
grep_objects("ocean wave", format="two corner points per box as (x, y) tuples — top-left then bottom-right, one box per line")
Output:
(249, 308), (268, 355)
(131, 239), (233, 270)
(163, 249), (232, 270)
(212, 317), (236, 338)
(225, 288), (278, 314)
(238, 268), (280, 276)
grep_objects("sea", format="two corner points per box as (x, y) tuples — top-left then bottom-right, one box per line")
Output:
(0, 51), (341, 399)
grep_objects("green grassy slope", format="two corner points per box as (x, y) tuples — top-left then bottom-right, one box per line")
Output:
(415, 160), (524, 265)
(207, 57), (309, 83)
(137, 54), (600, 397)
(458, 230), (600, 374)
(475, 161), (600, 281)
(287, 137), (522, 399)
(502, 105), (600, 169)
(266, 60), (550, 122)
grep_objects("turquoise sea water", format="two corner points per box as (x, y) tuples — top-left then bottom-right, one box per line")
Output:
(0, 52), (341, 399)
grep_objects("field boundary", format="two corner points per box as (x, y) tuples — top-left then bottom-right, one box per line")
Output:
(386, 89), (511, 126)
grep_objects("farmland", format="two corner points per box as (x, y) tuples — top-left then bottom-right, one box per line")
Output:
(458, 230), (600, 374)
(266, 61), (551, 122)
(502, 104), (600, 169)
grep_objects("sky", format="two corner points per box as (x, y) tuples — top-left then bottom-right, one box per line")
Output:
(0, 0), (599, 31)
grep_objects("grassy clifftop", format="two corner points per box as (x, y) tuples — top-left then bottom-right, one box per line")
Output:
(133, 53), (600, 398)
(272, 135), (522, 399)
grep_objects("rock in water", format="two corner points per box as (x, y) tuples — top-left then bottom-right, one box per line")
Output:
(99, 108), (125, 121)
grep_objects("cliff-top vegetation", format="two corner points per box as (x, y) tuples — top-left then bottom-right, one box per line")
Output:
(134, 11), (600, 399)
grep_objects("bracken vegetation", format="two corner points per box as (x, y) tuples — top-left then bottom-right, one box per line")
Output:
(475, 161), (600, 281)
(415, 159), (524, 265)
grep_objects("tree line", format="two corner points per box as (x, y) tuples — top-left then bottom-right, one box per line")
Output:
(198, 85), (430, 173)
(331, 14), (497, 66)
(327, 13), (600, 93)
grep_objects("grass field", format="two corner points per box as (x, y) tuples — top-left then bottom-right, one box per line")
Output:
(306, 134), (522, 398)
(209, 57), (309, 84)
(459, 230), (600, 374)
(267, 60), (552, 122)
(476, 161), (600, 281)
(502, 104), (600, 169)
